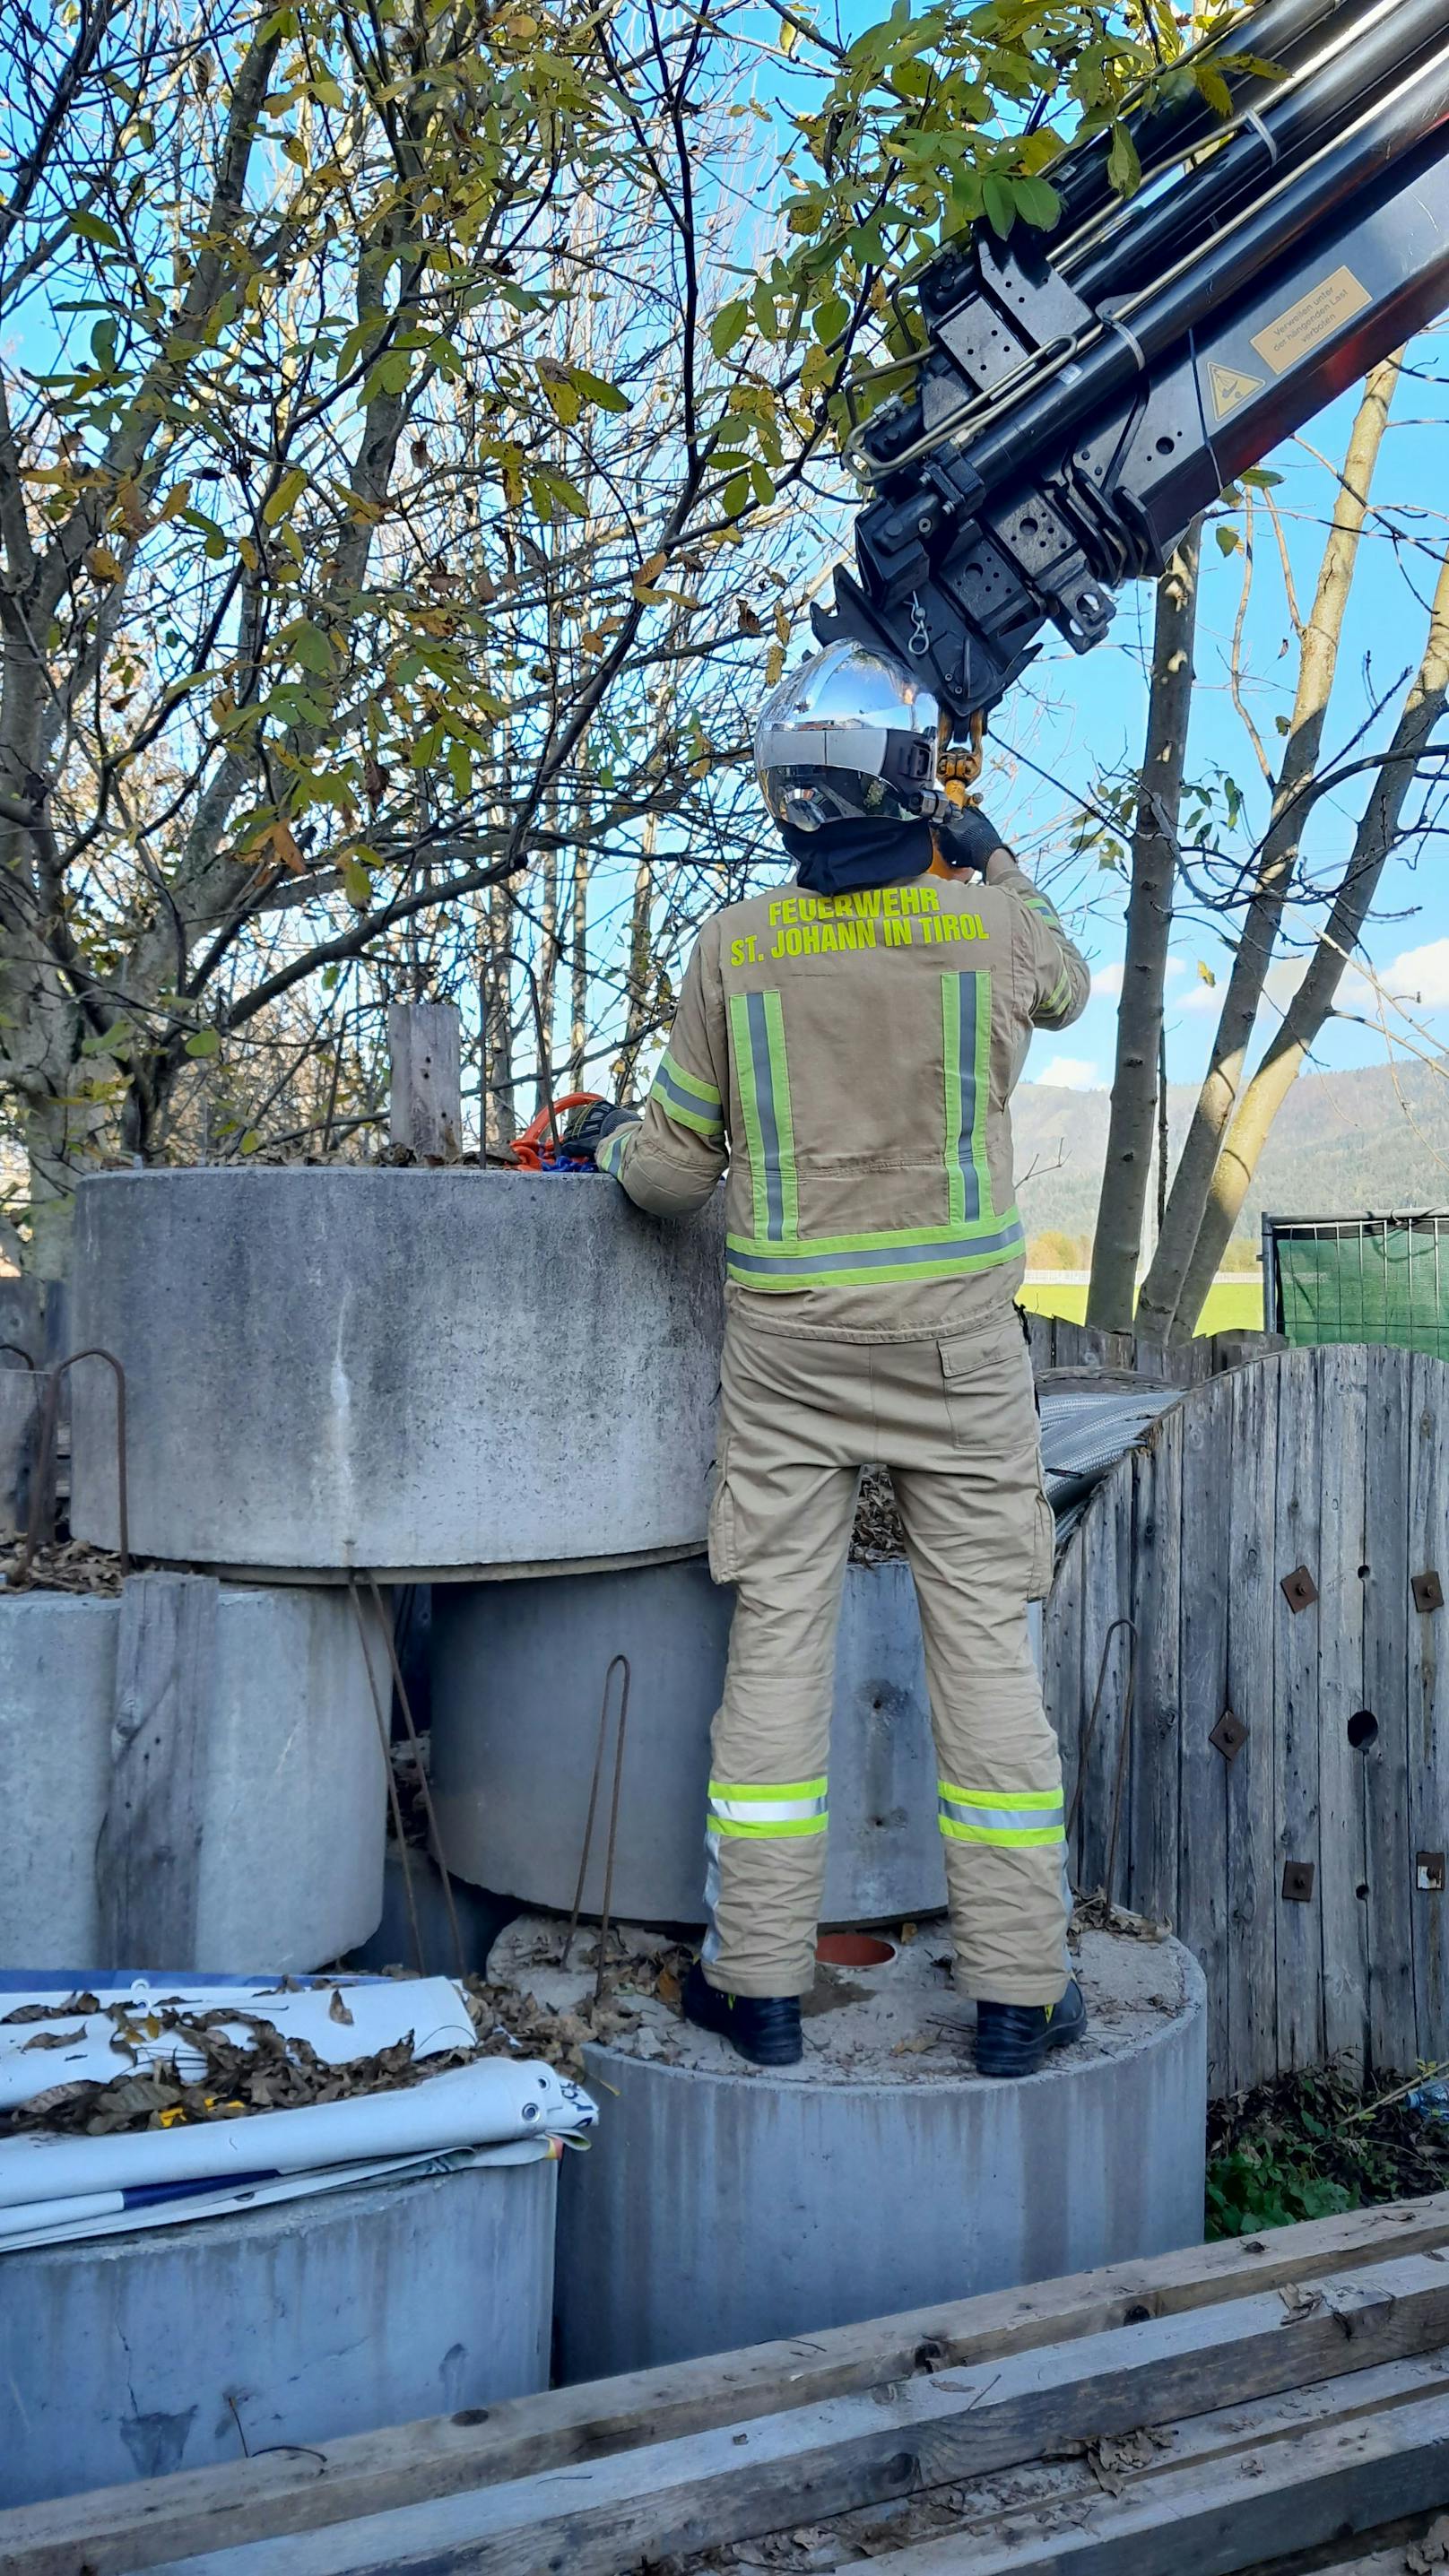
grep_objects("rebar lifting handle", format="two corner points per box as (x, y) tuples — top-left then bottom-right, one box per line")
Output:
(17, 1347), (129, 1584)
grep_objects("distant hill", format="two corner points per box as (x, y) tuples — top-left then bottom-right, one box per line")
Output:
(1013, 1057), (1449, 1245)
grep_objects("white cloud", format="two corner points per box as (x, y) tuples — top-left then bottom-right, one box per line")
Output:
(1093, 955), (1185, 1002)
(1377, 937), (1449, 1011)
(1037, 1054), (1101, 1091)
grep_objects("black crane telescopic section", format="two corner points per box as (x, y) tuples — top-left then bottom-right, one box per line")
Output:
(815, 0), (1449, 731)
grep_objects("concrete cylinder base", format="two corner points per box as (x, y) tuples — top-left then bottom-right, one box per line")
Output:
(491, 1917), (1207, 2381)
(0, 1584), (386, 1973)
(0, 2158), (557, 2509)
(69, 1169), (725, 1573)
(431, 1557), (948, 1927)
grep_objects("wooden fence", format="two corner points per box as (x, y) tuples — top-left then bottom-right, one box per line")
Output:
(1024, 1313), (1285, 1383)
(1044, 1343), (1449, 2096)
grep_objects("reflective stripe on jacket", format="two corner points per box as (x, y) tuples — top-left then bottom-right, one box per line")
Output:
(600, 856), (1089, 1338)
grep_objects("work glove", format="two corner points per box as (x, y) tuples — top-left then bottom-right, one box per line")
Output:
(933, 802), (1011, 877)
(560, 1097), (641, 1156)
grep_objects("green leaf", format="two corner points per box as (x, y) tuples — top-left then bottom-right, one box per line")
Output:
(982, 175), (1014, 240)
(1193, 61), (1233, 118)
(571, 368), (630, 413)
(751, 279), (777, 344)
(1241, 467), (1284, 490)
(71, 211), (122, 249)
(1106, 122), (1141, 198)
(239, 1129), (262, 1155)
(263, 466), (308, 526)
(811, 293), (849, 345)
(1216, 525), (1241, 557)
(288, 620), (333, 676)
(709, 299), (750, 360)
(1011, 176), (1061, 231)
(185, 1028), (221, 1059)
(343, 858), (373, 908)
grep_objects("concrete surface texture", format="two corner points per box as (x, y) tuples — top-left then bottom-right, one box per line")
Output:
(504, 1916), (1207, 2380)
(0, 1583), (387, 1973)
(0, 2157), (557, 2507)
(430, 1558), (948, 1926)
(69, 1169), (726, 1571)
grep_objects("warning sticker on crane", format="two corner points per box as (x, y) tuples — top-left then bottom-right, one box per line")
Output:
(1251, 266), (1371, 376)
(1207, 361), (1266, 421)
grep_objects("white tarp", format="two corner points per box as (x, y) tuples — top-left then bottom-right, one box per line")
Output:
(0, 1977), (597, 2251)
(0, 2143), (559, 2255)
(0, 1975), (476, 2112)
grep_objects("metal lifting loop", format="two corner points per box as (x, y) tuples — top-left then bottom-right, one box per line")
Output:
(17, 1347), (130, 1586)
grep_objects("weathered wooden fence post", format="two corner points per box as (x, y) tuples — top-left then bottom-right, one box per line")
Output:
(388, 1002), (462, 1162)
(98, 1572), (220, 1965)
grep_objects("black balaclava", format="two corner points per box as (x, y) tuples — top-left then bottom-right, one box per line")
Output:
(779, 817), (934, 898)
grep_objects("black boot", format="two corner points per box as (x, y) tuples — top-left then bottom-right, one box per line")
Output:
(975, 1977), (1087, 2078)
(682, 1961), (803, 2068)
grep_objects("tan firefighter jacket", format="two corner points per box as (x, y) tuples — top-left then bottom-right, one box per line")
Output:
(597, 855), (1090, 1338)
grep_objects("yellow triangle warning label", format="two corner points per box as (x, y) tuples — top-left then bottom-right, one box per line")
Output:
(1208, 360), (1266, 421)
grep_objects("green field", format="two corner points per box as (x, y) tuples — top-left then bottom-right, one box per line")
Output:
(1018, 1278), (1265, 1334)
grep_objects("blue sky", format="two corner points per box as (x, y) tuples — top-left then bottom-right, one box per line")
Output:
(992, 354), (1449, 1096)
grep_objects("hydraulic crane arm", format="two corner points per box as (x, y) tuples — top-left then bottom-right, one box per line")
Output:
(814, 0), (1449, 730)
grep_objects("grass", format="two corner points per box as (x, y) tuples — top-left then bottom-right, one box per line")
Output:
(1018, 1277), (1265, 1334)
(1206, 2064), (1449, 2238)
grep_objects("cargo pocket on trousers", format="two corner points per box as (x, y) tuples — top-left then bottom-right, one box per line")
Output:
(939, 1321), (1033, 1453)
(1028, 1480), (1055, 1601)
(707, 1439), (741, 1586)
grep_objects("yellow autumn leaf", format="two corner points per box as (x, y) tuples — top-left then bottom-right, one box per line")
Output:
(765, 643), (785, 686)
(85, 542), (123, 582)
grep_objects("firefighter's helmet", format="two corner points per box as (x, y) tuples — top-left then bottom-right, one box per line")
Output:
(753, 641), (943, 832)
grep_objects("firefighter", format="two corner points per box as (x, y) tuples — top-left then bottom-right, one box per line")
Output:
(573, 640), (1091, 2077)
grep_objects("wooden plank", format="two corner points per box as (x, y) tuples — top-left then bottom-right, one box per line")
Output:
(751, 2355), (1449, 2576)
(1317, 1344), (1371, 2073)
(97, 1573), (219, 1967)
(388, 1002), (462, 1161)
(151, 2259), (1449, 2576)
(1408, 1351), (1449, 2068)
(1043, 1509), (1085, 1889)
(1274, 1350), (1325, 2075)
(853, 2388), (1449, 2575)
(10, 2202), (1449, 2576)
(1127, 1408), (1182, 1928)
(1075, 1465), (1134, 1901)
(1178, 1373), (1233, 2091)
(1363, 1344), (1416, 2075)
(1225, 1356), (1280, 2094)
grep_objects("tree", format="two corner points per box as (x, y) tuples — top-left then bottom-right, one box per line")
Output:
(1086, 520), (1202, 1333)
(0, 0), (1185, 1271)
(1134, 359), (1401, 1340)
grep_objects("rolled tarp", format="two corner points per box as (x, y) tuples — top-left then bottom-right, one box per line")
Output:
(0, 2055), (597, 2213)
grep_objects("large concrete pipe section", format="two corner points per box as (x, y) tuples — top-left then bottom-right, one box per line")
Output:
(0, 2159), (556, 2507)
(497, 1918), (1208, 2381)
(68, 1169), (726, 1574)
(430, 1557), (949, 1926)
(0, 1583), (386, 1973)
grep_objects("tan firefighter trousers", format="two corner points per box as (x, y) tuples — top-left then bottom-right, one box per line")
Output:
(703, 1307), (1067, 2005)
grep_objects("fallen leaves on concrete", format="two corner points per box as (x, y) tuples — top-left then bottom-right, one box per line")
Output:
(0, 1538), (127, 1595)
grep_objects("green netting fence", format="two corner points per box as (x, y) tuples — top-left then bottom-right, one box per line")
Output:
(1262, 1214), (1449, 1358)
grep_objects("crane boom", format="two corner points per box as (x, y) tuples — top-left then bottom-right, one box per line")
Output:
(814, 0), (1449, 729)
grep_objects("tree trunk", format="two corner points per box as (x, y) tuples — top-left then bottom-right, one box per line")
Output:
(1171, 534), (1449, 1324)
(1135, 356), (1401, 1342)
(569, 850), (590, 1089)
(482, 875), (515, 1147)
(535, 840), (560, 1117)
(1087, 522), (1202, 1331)
(616, 829), (657, 1099)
